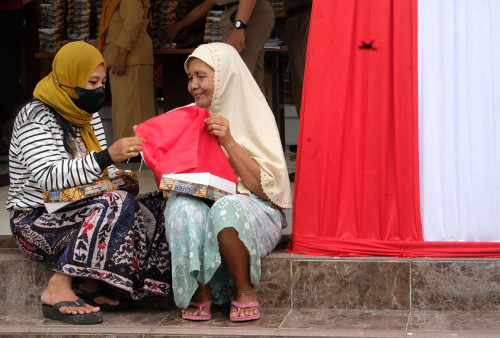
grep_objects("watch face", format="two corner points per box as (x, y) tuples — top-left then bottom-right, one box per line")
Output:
(234, 20), (246, 29)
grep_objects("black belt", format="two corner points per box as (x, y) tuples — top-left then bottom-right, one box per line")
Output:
(216, 1), (239, 11)
(285, 3), (312, 18)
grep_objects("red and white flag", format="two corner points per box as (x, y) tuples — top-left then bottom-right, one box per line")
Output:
(288, 0), (500, 257)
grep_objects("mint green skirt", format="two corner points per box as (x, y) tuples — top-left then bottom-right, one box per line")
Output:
(164, 193), (286, 308)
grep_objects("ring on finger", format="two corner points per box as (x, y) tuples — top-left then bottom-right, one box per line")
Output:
(129, 146), (134, 152)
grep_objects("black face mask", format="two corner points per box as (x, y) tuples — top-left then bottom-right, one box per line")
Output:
(54, 75), (106, 114)
(72, 86), (106, 114)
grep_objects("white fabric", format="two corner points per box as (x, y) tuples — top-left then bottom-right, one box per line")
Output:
(419, 0), (500, 241)
(185, 43), (292, 209)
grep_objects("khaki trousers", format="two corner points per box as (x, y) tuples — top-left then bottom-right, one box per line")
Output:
(220, 0), (275, 93)
(109, 64), (156, 140)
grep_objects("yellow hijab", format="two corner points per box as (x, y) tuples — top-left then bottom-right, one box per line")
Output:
(33, 41), (106, 156)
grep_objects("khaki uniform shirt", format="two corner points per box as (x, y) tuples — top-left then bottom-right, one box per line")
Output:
(102, 0), (153, 67)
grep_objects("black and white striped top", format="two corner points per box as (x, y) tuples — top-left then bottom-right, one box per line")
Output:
(7, 100), (113, 210)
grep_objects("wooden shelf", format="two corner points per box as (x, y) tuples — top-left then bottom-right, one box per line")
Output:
(35, 46), (287, 58)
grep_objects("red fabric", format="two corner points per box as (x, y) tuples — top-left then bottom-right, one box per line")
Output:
(291, 235), (500, 258)
(288, 0), (422, 255)
(135, 105), (239, 185)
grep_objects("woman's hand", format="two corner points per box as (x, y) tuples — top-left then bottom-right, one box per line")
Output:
(226, 29), (246, 53)
(108, 136), (146, 163)
(205, 115), (235, 149)
(207, 115), (268, 200)
(112, 48), (128, 76)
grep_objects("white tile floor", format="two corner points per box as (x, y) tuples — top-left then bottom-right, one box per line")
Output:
(0, 152), (296, 235)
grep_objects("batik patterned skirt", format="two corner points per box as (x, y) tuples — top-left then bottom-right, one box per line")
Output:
(10, 190), (171, 300)
(164, 193), (286, 309)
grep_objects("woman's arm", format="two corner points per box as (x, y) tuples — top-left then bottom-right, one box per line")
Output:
(112, 0), (148, 75)
(225, 0), (257, 53)
(92, 116), (145, 172)
(163, 0), (215, 43)
(17, 114), (144, 191)
(204, 114), (267, 200)
(17, 120), (103, 191)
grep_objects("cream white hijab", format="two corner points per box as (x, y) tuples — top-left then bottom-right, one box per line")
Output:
(185, 43), (292, 209)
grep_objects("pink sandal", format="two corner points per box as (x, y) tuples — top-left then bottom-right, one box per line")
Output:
(181, 301), (211, 321)
(229, 301), (261, 322)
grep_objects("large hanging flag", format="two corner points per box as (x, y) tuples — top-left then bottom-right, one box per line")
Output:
(288, 0), (500, 257)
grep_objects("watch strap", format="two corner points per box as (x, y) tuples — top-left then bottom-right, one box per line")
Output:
(234, 20), (248, 29)
(230, 11), (248, 29)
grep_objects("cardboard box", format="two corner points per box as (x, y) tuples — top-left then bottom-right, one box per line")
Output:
(159, 172), (236, 201)
(43, 172), (139, 213)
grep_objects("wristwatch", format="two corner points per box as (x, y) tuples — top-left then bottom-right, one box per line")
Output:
(233, 20), (248, 29)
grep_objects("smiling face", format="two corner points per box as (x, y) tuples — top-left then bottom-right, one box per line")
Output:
(86, 63), (107, 90)
(187, 58), (215, 109)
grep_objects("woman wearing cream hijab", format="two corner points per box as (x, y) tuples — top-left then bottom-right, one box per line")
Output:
(164, 42), (292, 322)
(7, 42), (171, 325)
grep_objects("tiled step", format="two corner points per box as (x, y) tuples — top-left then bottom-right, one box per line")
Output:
(3, 235), (500, 336)
(2, 306), (500, 336)
(3, 235), (500, 311)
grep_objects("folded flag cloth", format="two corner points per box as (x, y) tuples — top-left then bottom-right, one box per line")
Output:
(135, 104), (239, 186)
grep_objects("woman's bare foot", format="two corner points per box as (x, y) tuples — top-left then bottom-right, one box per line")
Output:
(182, 282), (211, 317)
(78, 278), (120, 306)
(230, 288), (260, 318)
(40, 273), (100, 315)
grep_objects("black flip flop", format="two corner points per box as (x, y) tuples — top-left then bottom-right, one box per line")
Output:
(42, 297), (103, 325)
(77, 290), (130, 312)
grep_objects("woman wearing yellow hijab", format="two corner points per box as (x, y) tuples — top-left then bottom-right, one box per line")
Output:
(7, 42), (171, 325)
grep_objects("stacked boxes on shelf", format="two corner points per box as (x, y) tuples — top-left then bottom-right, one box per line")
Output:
(204, 9), (223, 43)
(39, 0), (67, 53)
(38, 0), (102, 53)
(67, 0), (90, 42)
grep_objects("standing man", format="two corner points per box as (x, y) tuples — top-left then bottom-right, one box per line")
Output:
(162, 0), (275, 94)
(97, 0), (156, 141)
(218, 0), (274, 94)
